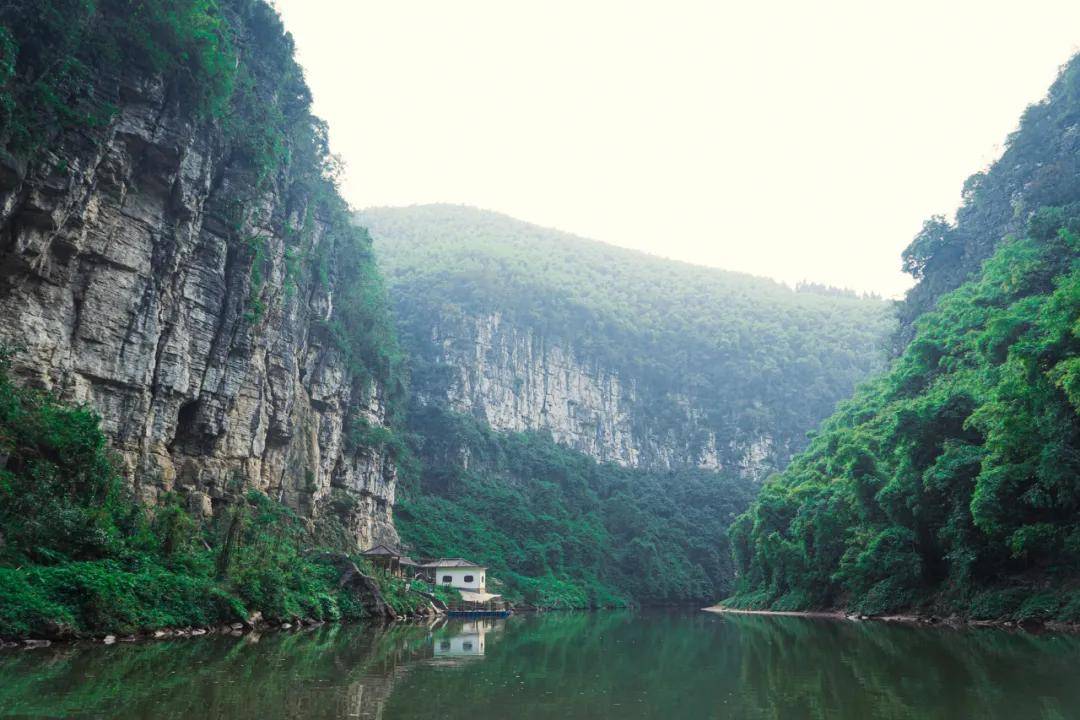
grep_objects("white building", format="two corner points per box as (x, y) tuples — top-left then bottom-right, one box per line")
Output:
(422, 558), (487, 591)
(421, 557), (505, 608)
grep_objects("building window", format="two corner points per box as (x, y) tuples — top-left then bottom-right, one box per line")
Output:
(442, 575), (452, 583)
(463, 642), (473, 650)
(440, 640), (451, 650)
(464, 575), (474, 583)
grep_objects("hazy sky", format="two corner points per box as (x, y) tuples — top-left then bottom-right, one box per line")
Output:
(274, 1), (1080, 297)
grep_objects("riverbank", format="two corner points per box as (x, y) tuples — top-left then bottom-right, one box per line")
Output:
(703, 605), (1080, 633)
(0, 609), (448, 651)
(0, 587), (451, 650)
(703, 606), (846, 620)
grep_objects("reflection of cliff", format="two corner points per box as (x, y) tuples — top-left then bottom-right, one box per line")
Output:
(379, 611), (1080, 719)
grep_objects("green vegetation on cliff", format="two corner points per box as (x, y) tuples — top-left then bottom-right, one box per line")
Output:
(364, 204), (893, 465)
(0, 0), (414, 639)
(0, 0), (403, 401)
(0, 0), (234, 152)
(728, 57), (1080, 621)
(898, 53), (1080, 335)
(364, 207), (891, 609)
(394, 405), (757, 608)
(0, 351), (428, 638)
(728, 207), (1080, 619)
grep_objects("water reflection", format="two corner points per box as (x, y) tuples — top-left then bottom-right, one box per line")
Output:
(1, 610), (1080, 719)
(431, 618), (501, 658)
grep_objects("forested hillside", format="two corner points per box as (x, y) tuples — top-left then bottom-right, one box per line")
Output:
(360, 205), (892, 607)
(364, 204), (893, 474)
(898, 54), (1080, 337)
(394, 404), (758, 608)
(728, 57), (1080, 622)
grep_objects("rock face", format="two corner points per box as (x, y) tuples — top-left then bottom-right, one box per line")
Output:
(312, 554), (396, 621)
(431, 312), (639, 465)
(0, 71), (397, 547)
(417, 310), (783, 476)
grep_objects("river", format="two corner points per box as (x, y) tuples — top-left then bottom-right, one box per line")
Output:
(1, 609), (1078, 719)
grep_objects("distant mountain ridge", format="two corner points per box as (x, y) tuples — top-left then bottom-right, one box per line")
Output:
(363, 203), (893, 477)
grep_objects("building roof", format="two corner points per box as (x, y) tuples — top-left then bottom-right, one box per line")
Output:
(399, 556), (419, 566)
(361, 544), (401, 557)
(458, 589), (501, 603)
(420, 558), (485, 569)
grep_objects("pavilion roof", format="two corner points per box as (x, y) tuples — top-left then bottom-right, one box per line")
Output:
(420, 558), (485, 569)
(361, 544), (401, 557)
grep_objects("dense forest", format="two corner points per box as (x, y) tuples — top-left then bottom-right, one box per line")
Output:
(364, 204), (893, 470)
(728, 56), (1080, 622)
(362, 206), (893, 608)
(394, 404), (757, 608)
(898, 54), (1080, 337)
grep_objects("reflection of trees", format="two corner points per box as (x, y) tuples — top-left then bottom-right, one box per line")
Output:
(0, 623), (434, 719)
(386, 612), (1080, 720)
(3, 613), (1080, 719)
(727, 614), (1080, 720)
(385, 610), (757, 718)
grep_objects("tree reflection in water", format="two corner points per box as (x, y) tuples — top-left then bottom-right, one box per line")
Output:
(2, 610), (1079, 719)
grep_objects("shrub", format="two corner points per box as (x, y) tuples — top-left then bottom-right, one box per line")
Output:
(968, 588), (1028, 620)
(1016, 592), (1062, 623)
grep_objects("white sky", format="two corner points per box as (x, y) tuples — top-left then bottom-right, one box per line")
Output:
(274, 0), (1080, 297)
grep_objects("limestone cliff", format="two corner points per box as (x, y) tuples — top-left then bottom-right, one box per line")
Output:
(421, 309), (782, 474)
(0, 6), (399, 548)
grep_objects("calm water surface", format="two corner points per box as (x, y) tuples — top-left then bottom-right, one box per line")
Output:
(2, 609), (1079, 719)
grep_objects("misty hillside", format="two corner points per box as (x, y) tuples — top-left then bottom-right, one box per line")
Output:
(353, 204), (895, 607)
(362, 203), (895, 473)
